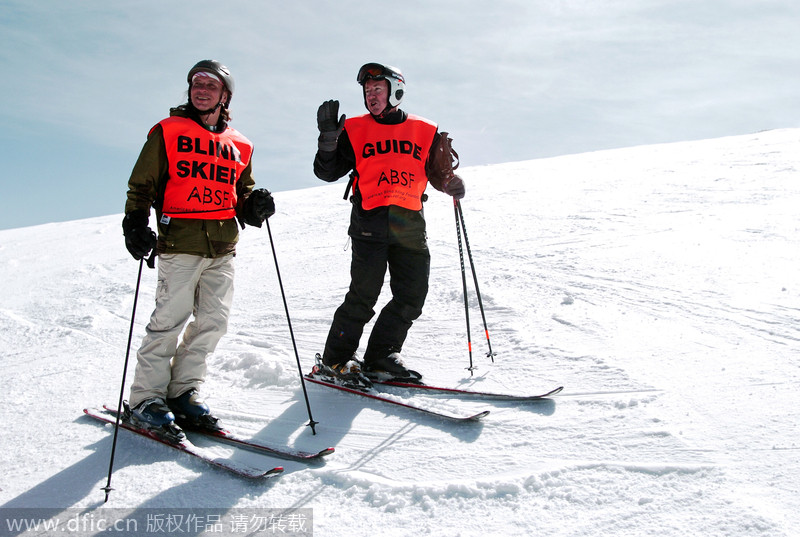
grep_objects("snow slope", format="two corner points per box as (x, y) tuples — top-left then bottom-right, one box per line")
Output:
(1, 129), (798, 536)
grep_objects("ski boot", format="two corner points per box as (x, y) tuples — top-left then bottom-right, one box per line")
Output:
(310, 353), (373, 390)
(362, 352), (422, 383)
(167, 389), (222, 432)
(124, 398), (185, 443)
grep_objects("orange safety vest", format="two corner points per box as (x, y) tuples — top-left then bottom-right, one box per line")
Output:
(346, 114), (437, 211)
(156, 116), (253, 219)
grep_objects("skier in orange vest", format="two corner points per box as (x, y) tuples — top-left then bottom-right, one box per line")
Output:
(313, 62), (466, 385)
(121, 60), (275, 439)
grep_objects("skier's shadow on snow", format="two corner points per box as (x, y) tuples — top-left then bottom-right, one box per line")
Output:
(0, 427), (185, 537)
(0, 423), (189, 509)
(250, 383), (486, 450)
(243, 390), (358, 452)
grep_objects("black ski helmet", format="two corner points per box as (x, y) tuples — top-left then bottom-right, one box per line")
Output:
(188, 60), (234, 106)
(357, 62), (405, 109)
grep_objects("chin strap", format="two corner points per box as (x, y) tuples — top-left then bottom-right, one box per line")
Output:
(192, 100), (225, 128)
(367, 104), (394, 120)
(200, 100), (223, 115)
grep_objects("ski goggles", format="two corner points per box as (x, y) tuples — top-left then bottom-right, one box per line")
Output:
(192, 71), (222, 84)
(357, 63), (404, 85)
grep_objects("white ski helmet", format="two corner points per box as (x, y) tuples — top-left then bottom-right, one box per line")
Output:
(357, 62), (405, 109)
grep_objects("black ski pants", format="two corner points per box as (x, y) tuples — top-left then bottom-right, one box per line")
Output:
(322, 237), (430, 366)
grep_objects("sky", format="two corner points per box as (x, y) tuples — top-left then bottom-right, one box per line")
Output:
(1, 0), (799, 230)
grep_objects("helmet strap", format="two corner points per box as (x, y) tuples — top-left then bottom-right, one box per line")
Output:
(188, 99), (224, 127)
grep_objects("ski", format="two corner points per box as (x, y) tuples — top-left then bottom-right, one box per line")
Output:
(372, 381), (564, 401)
(304, 375), (490, 422)
(100, 405), (334, 462)
(181, 427), (335, 461)
(84, 407), (284, 480)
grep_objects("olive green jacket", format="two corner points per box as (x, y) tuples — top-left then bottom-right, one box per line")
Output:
(125, 108), (255, 258)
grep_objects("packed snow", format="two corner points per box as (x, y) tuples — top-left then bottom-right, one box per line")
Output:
(0, 129), (798, 536)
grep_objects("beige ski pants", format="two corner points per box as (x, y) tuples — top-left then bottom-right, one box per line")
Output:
(129, 253), (234, 408)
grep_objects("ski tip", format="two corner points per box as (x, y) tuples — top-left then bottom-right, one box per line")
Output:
(317, 447), (336, 457)
(470, 410), (491, 421)
(263, 467), (284, 477)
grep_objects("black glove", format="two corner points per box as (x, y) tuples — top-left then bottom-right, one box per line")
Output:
(444, 175), (466, 200)
(317, 100), (345, 152)
(243, 189), (275, 227)
(122, 210), (157, 260)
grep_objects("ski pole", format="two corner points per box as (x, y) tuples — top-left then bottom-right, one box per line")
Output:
(456, 200), (495, 361)
(454, 198), (475, 374)
(102, 255), (148, 503)
(265, 219), (319, 434)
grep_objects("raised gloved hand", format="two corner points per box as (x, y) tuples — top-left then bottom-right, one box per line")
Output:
(317, 99), (345, 152)
(444, 175), (466, 200)
(122, 210), (157, 260)
(243, 188), (275, 227)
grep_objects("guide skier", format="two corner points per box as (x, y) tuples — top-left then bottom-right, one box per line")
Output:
(313, 62), (466, 385)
